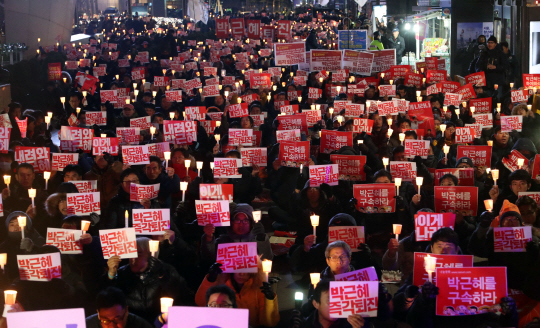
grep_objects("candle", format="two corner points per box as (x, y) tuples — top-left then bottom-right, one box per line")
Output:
(18, 216), (26, 239)
(0, 253), (6, 270)
(45, 116), (50, 129)
(440, 124), (446, 133)
(310, 214), (319, 238)
(60, 97), (65, 107)
(28, 188), (36, 208)
(196, 161), (203, 177)
(253, 210), (262, 223)
(164, 151), (171, 169)
(185, 159), (191, 176)
(389, 79), (394, 85)
(357, 140), (363, 144)
(454, 108), (460, 116)
(169, 112), (175, 120)
(160, 297), (174, 313)
(443, 145), (450, 160)
(328, 108), (334, 115)
(210, 162), (214, 171)
(76, 107), (81, 115)
(380, 73), (385, 78)
(491, 169), (499, 185)
(470, 106), (475, 114)
(424, 255), (437, 282)
(387, 128), (393, 138)
(462, 101), (467, 108)
(393, 224), (402, 241)
(399, 133), (405, 143)
(310, 273), (321, 287)
(484, 199), (493, 212)
(517, 158), (525, 169)
(510, 82), (514, 88)
(150, 126), (156, 139)
(382, 157), (389, 170)
(298, 96), (302, 103)
(44, 171), (50, 190)
(494, 84), (498, 90)
(3, 175), (10, 193)
(149, 240), (159, 257)
(416, 177), (423, 196)
(416, 91), (421, 97)
(81, 220), (90, 234)
(180, 182), (188, 202)
(487, 140), (493, 147)
(262, 259), (272, 282)
(4, 290), (17, 307)
(125, 210), (129, 228)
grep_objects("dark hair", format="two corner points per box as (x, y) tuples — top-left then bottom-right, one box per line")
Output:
(508, 169), (531, 185)
(225, 149), (241, 159)
(171, 148), (188, 158)
(17, 163), (34, 173)
(500, 41), (509, 49)
(399, 119), (412, 127)
(96, 287), (127, 310)
(120, 168), (139, 182)
(392, 146), (405, 155)
(144, 102), (155, 110)
(8, 102), (22, 116)
(62, 215), (82, 229)
(63, 164), (84, 178)
(312, 279), (331, 303)
(205, 285), (237, 308)
(431, 227), (459, 248)
(374, 169), (392, 182)
(430, 96), (440, 104)
(70, 92), (83, 101)
(404, 130), (417, 139)
(148, 155), (162, 167)
(439, 173), (458, 186)
(516, 195), (537, 210)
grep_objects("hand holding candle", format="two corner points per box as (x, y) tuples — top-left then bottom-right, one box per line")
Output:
(484, 199), (493, 212)
(3, 290), (17, 317)
(262, 259), (272, 282)
(382, 157), (389, 170)
(393, 224), (402, 241)
(517, 158), (525, 169)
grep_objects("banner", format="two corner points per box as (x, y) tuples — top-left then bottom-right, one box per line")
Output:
(247, 19), (261, 39)
(132, 209), (170, 234)
(342, 50), (373, 76)
(329, 281), (379, 318)
(99, 228), (138, 259)
(276, 20), (291, 39)
(216, 18), (229, 38)
(309, 164), (339, 186)
(412, 252), (474, 287)
(311, 50), (343, 72)
(47, 63), (62, 81)
(230, 18), (245, 38)
(164, 120), (197, 145)
(353, 184), (395, 213)
(434, 186), (478, 216)
(274, 43), (306, 66)
(415, 212), (456, 241)
(216, 242), (258, 273)
(369, 49), (396, 73)
(523, 74), (540, 88)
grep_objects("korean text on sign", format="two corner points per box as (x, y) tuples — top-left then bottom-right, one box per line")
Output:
(52, 153), (79, 171)
(214, 158), (242, 178)
(17, 253), (61, 281)
(494, 226), (532, 252)
(241, 148), (267, 167)
(216, 242), (258, 273)
(404, 140), (430, 159)
(130, 183), (160, 201)
(412, 253), (474, 286)
(99, 228), (138, 259)
(415, 212), (456, 242)
(329, 281), (379, 318)
(15, 146), (51, 173)
(434, 186), (478, 216)
(309, 164), (339, 187)
(164, 121), (197, 145)
(335, 267), (378, 282)
(46, 228), (83, 254)
(132, 209), (170, 235)
(122, 145), (150, 165)
(195, 200), (230, 226)
(353, 184), (395, 213)
(329, 226), (365, 251)
(67, 192), (101, 215)
(200, 184), (234, 202)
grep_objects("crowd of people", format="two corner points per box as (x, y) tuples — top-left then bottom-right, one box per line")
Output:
(0, 6), (539, 328)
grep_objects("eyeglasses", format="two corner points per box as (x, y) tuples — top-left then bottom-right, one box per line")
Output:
(208, 302), (233, 308)
(327, 255), (349, 263)
(98, 310), (127, 325)
(123, 179), (140, 184)
(233, 219), (250, 225)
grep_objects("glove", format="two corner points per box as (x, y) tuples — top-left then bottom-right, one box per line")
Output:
(260, 279), (280, 300)
(420, 281), (439, 299)
(20, 238), (34, 252)
(479, 211), (495, 228)
(289, 309), (303, 328)
(207, 262), (223, 283)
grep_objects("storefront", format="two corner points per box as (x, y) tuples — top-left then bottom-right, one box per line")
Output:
(411, 9), (452, 73)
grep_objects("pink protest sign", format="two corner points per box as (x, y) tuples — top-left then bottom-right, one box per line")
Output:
(216, 242), (258, 273)
(195, 200), (230, 226)
(329, 281), (379, 318)
(132, 209), (170, 235)
(129, 183), (160, 201)
(122, 145), (150, 165)
(46, 228), (83, 254)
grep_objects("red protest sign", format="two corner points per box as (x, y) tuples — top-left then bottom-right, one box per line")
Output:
(329, 226), (365, 250)
(17, 253), (61, 281)
(309, 164), (339, 186)
(532, 154), (540, 179)
(329, 281), (379, 318)
(48, 63), (62, 81)
(279, 141), (309, 167)
(310, 50), (343, 72)
(502, 149), (528, 172)
(379, 85), (396, 97)
(353, 184), (395, 213)
(494, 226), (532, 252)
(92, 137), (119, 156)
(335, 267), (378, 282)
(308, 87), (322, 99)
(129, 183), (159, 202)
(501, 115), (523, 132)
(277, 114), (308, 134)
(217, 242), (258, 273)
(122, 145), (150, 165)
(435, 168), (475, 186)
(67, 191), (101, 215)
(15, 146), (50, 173)
(203, 84), (220, 97)
(344, 103), (364, 117)
(130, 116), (151, 131)
(250, 73), (271, 88)
(52, 153), (78, 171)
(185, 106), (207, 121)
(214, 158), (242, 178)
(330, 155), (366, 181)
(404, 140), (430, 159)
(195, 200), (230, 226)
(443, 93), (462, 107)
(390, 161), (417, 181)
(0, 127), (10, 153)
(100, 90), (118, 103)
(99, 228), (138, 259)
(320, 130), (353, 154)
(469, 98), (492, 114)
(274, 43), (306, 66)
(230, 18), (245, 38)
(522, 74), (540, 88)
(163, 120), (197, 145)
(247, 20), (260, 39)
(116, 127), (140, 145)
(415, 212), (456, 241)
(46, 228), (83, 254)
(390, 65), (411, 79)
(408, 101), (435, 134)
(435, 267), (507, 316)
(456, 83), (476, 101)
(426, 70), (447, 84)
(276, 20), (291, 40)
(132, 209), (170, 234)
(352, 118), (373, 135)
(204, 67), (217, 77)
(200, 184), (234, 202)
(465, 71), (486, 86)
(229, 103), (249, 118)
(377, 100), (399, 115)
(435, 186), (478, 216)
(404, 72), (423, 88)
(457, 146), (492, 167)
(216, 18), (229, 38)
(241, 148), (267, 167)
(16, 117), (27, 138)
(425, 57), (439, 70)
(412, 253), (474, 287)
(455, 127), (476, 143)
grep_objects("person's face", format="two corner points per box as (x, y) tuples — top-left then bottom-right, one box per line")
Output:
(95, 155), (109, 169)
(517, 108), (527, 116)
(8, 219), (21, 232)
(64, 170), (82, 182)
(393, 31), (399, 39)
(233, 272), (250, 285)
(399, 122), (410, 131)
(518, 204), (537, 226)
(69, 96), (80, 109)
(501, 215), (521, 227)
(487, 41), (496, 50)
(123, 77), (131, 86)
(344, 124), (353, 132)
(502, 46), (509, 54)
(277, 94), (286, 101)
(366, 88), (375, 98)
(161, 98), (171, 109)
(13, 107), (21, 119)
(145, 161), (162, 180)
(207, 292), (234, 308)
(17, 167), (35, 188)
(393, 151), (405, 161)
(123, 106), (134, 117)
(145, 107), (155, 117)
(306, 187), (320, 203)
(251, 107), (261, 115)
(326, 247), (350, 274)
(494, 131), (509, 145)
(171, 151), (185, 164)
(434, 120), (441, 130)
(214, 95), (225, 106)
(129, 249), (149, 272)
(444, 126), (455, 139)
(153, 116), (164, 124)
(97, 305), (128, 328)
(143, 96), (152, 103)
(432, 101), (441, 109)
(373, 115), (382, 128)
(58, 199), (68, 216)
(27, 121), (35, 132)
(375, 176), (392, 184)
(231, 213), (251, 235)
(431, 241), (458, 254)
(479, 36), (486, 43)
(240, 117), (252, 128)
(398, 89), (406, 97)
(313, 291), (336, 323)
(440, 177), (456, 186)
(511, 179), (530, 195)
(121, 173), (139, 193)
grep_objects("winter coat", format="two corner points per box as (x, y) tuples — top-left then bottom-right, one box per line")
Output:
(83, 161), (122, 211)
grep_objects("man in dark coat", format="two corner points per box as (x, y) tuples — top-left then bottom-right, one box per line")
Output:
(386, 28), (405, 64)
(475, 35), (508, 98)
